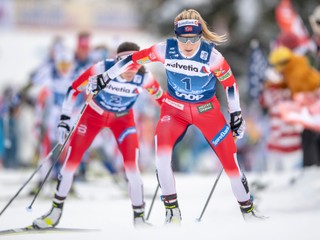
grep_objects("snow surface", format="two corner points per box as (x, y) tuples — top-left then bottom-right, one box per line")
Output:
(0, 166), (319, 240)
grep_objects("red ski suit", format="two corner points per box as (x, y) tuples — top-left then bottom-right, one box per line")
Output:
(104, 40), (250, 202)
(55, 59), (163, 207)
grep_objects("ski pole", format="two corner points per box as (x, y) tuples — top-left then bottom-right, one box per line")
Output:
(27, 93), (94, 210)
(146, 184), (159, 220)
(196, 136), (237, 222)
(0, 143), (60, 216)
(196, 167), (223, 222)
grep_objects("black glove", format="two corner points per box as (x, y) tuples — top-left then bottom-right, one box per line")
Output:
(230, 111), (245, 139)
(96, 74), (107, 92)
(57, 114), (71, 144)
(87, 73), (110, 95)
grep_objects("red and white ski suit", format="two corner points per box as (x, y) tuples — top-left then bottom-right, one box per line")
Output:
(104, 39), (251, 202)
(55, 59), (163, 207)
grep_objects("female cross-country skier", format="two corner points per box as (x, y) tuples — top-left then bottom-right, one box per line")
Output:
(32, 42), (164, 228)
(87, 9), (265, 224)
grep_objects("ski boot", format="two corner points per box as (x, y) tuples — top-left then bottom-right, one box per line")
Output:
(239, 199), (267, 221)
(133, 204), (151, 227)
(162, 194), (182, 225)
(32, 202), (63, 229)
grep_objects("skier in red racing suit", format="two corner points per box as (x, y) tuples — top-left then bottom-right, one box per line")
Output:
(32, 42), (164, 228)
(87, 9), (266, 223)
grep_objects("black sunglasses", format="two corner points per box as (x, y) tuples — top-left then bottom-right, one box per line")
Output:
(316, 19), (320, 25)
(176, 35), (202, 44)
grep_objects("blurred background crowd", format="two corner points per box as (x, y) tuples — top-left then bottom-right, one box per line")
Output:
(0, 0), (319, 180)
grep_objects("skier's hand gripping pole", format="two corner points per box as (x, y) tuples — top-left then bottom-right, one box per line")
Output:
(86, 72), (111, 96)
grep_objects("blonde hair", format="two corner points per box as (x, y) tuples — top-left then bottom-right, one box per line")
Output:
(174, 9), (227, 44)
